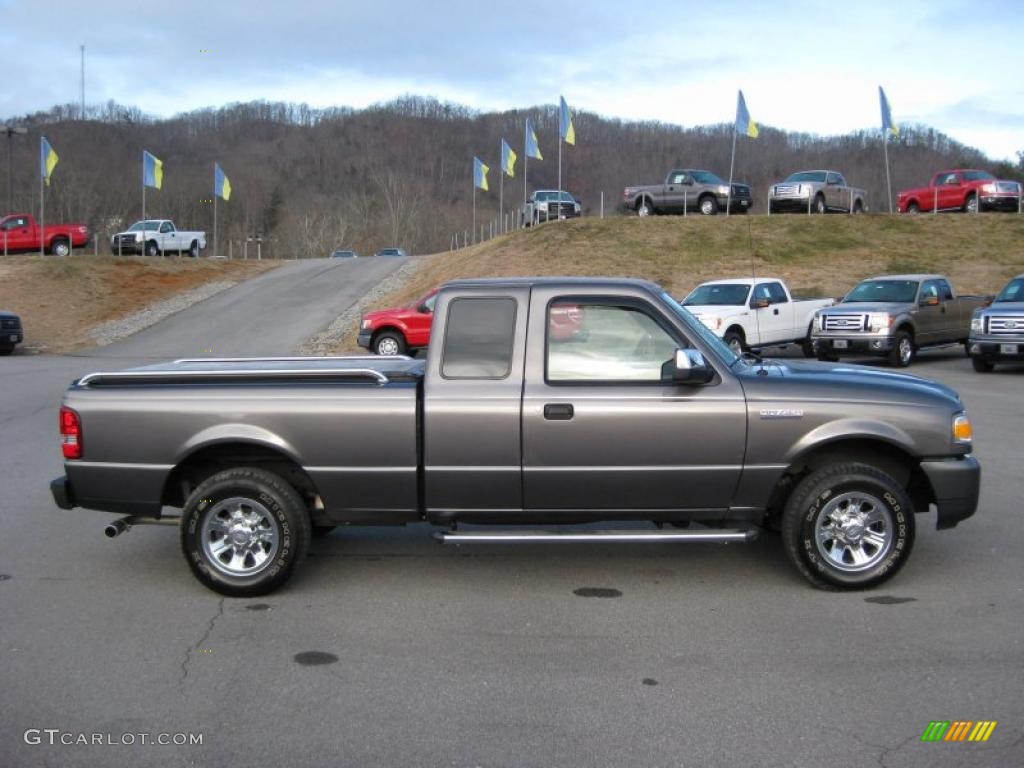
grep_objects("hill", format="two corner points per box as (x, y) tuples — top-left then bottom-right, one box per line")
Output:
(5, 97), (1022, 258)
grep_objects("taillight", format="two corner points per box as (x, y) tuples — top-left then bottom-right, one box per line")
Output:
(60, 406), (82, 459)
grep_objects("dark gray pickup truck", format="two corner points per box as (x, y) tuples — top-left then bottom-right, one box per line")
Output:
(624, 169), (752, 216)
(51, 277), (980, 596)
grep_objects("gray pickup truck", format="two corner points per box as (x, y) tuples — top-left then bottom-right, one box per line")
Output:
(51, 277), (979, 596)
(968, 274), (1024, 372)
(812, 274), (991, 367)
(624, 169), (752, 216)
(769, 170), (866, 214)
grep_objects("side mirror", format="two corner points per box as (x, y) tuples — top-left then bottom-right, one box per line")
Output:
(921, 295), (940, 307)
(669, 348), (715, 385)
(751, 298), (770, 309)
(418, 304), (431, 314)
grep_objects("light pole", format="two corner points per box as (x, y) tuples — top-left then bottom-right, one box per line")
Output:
(2, 124), (28, 213)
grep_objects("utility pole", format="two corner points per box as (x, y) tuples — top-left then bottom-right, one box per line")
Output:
(2, 124), (27, 212)
(80, 45), (86, 119)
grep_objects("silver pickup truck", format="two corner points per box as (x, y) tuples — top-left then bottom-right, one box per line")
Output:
(968, 274), (1024, 372)
(50, 278), (980, 596)
(813, 274), (991, 366)
(769, 170), (866, 214)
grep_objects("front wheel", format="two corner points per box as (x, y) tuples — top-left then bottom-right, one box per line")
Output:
(723, 330), (745, 355)
(964, 194), (978, 214)
(373, 330), (406, 356)
(887, 331), (914, 367)
(971, 356), (994, 373)
(145, 240), (160, 257)
(906, 202), (920, 214)
(782, 463), (915, 589)
(698, 195), (718, 215)
(180, 467), (311, 596)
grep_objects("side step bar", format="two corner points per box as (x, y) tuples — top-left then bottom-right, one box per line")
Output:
(435, 528), (759, 544)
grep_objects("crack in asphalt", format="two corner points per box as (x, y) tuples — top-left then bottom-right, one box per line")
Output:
(178, 597), (225, 690)
(854, 733), (916, 768)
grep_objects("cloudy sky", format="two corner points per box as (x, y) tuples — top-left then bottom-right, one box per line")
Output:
(2, 0), (1021, 161)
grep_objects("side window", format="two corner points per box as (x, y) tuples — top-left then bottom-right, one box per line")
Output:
(160, 222), (172, 233)
(920, 281), (940, 301)
(944, 174), (958, 185)
(441, 298), (516, 379)
(423, 293), (437, 313)
(669, 172), (687, 185)
(752, 283), (773, 305)
(827, 172), (838, 184)
(937, 280), (953, 301)
(546, 301), (680, 383)
(766, 282), (789, 304)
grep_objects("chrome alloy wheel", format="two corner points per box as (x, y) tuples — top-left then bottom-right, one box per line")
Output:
(200, 497), (280, 576)
(898, 336), (913, 365)
(376, 337), (400, 356)
(814, 492), (893, 572)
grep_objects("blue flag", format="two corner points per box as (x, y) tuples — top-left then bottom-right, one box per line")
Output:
(501, 140), (517, 178)
(879, 86), (898, 136)
(143, 150), (163, 189)
(40, 137), (58, 186)
(214, 162), (231, 200)
(735, 90), (758, 138)
(525, 117), (542, 160)
(473, 156), (489, 191)
(559, 96), (575, 145)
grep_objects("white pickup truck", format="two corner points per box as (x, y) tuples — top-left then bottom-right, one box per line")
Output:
(682, 278), (835, 355)
(110, 220), (207, 257)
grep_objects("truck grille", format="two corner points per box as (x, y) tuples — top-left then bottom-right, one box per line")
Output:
(731, 185), (751, 198)
(1, 317), (21, 331)
(986, 315), (1024, 334)
(774, 184), (799, 196)
(823, 314), (867, 332)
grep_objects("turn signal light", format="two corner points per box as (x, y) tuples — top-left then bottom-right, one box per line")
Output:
(60, 406), (83, 459)
(953, 413), (973, 444)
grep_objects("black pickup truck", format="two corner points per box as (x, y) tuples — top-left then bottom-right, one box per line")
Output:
(52, 278), (979, 596)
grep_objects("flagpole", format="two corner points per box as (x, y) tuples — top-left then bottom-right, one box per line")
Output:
(726, 127), (738, 217)
(499, 143), (504, 235)
(472, 181), (476, 245)
(883, 133), (893, 214)
(523, 150), (528, 228)
(142, 153), (146, 256)
(557, 129), (562, 204)
(214, 166), (218, 258)
(39, 156), (44, 256)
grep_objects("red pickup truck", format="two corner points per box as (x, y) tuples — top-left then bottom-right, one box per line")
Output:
(897, 169), (1022, 214)
(1, 213), (90, 256)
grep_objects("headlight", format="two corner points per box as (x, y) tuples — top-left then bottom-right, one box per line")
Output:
(814, 314), (824, 331)
(135, 233), (142, 241)
(981, 183), (996, 193)
(717, 185), (729, 195)
(953, 412), (973, 444)
(970, 317), (983, 332)
(867, 313), (892, 332)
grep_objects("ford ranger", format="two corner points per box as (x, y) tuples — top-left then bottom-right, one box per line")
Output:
(812, 274), (990, 367)
(682, 278), (834, 355)
(1, 213), (89, 256)
(769, 170), (866, 214)
(897, 169), (1022, 214)
(968, 274), (1024, 372)
(624, 169), (751, 216)
(50, 277), (980, 596)
(111, 219), (207, 257)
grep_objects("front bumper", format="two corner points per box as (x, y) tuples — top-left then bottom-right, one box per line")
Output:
(51, 476), (75, 510)
(812, 335), (895, 355)
(2, 331), (23, 345)
(357, 330), (372, 349)
(980, 195), (1021, 212)
(921, 456), (980, 529)
(969, 336), (1024, 360)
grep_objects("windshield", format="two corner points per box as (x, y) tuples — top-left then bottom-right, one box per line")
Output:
(535, 191), (576, 202)
(961, 170), (995, 181)
(661, 292), (740, 367)
(844, 279), (919, 303)
(784, 171), (826, 183)
(128, 220), (165, 231)
(682, 283), (750, 306)
(995, 278), (1024, 303)
(690, 170), (724, 185)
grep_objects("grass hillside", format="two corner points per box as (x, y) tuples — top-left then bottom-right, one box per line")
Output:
(337, 213), (1024, 351)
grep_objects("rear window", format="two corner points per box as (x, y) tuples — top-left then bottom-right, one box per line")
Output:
(441, 298), (517, 379)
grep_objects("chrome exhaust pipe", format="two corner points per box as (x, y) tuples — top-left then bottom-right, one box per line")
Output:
(104, 515), (180, 538)
(104, 518), (130, 538)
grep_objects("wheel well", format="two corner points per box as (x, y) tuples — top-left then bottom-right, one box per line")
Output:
(724, 325), (745, 340)
(636, 195), (652, 209)
(162, 442), (321, 514)
(371, 326), (404, 343)
(894, 323), (914, 339)
(766, 438), (933, 521)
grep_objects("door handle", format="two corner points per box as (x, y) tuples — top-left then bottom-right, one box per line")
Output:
(543, 403), (574, 421)
(773, 308), (780, 315)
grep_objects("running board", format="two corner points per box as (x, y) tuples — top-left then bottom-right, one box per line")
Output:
(435, 528), (759, 544)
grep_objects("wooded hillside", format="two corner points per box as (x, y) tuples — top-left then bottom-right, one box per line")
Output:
(5, 97), (1022, 257)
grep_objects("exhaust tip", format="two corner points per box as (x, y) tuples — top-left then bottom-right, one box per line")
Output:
(104, 519), (129, 538)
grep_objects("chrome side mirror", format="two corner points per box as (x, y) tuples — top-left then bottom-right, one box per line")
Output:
(672, 348), (715, 385)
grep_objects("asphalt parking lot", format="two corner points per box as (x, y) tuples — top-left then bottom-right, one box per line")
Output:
(1, 277), (1022, 766)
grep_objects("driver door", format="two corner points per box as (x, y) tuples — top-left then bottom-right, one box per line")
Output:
(521, 289), (747, 512)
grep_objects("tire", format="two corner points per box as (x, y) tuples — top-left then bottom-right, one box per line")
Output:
(887, 330), (914, 367)
(816, 351), (839, 362)
(814, 194), (827, 214)
(801, 338), (816, 358)
(698, 195), (718, 216)
(145, 240), (160, 257)
(51, 238), (70, 257)
(723, 330), (745, 356)
(0, 347), (12, 355)
(636, 199), (654, 217)
(906, 202), (920, 214)
(188, 240), (200, 258)
(964, 194), (978, 214)
(852, 200), (864, 214)
(373, 330), (406, 356)
(971, 356), (994, 373)
(781, 462), (915, 589)
(180, 467), (311, 597)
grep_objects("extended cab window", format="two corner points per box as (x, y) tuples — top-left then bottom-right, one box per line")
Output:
(546, 300), (679, 383)
(160, 222), (172, 233)
(669, 172), (687, 184)
(441, 297), (516, 379)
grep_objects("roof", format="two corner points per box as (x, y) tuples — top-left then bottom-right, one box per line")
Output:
(864, 274), (945, 281)
(442, 276), (662, 291)
(696, 277), (783, 285)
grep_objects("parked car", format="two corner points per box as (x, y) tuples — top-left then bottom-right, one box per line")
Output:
(374, 247), (408, 257)
(897, 169), (1022, 214)
(968, 274), (1024, 372)
(0, 310), (23, 354)
(0, 213), (89, 256)
(769, 170), (866, 214)
(682, 278), (834, 355)
(51, 277), (979, 596)
(624, 169), (752, 216)
(111, 220), (206, 257)
(330, 249), (359, 258)
(358, 288), (438, 355)
(812, 274), (991, 366)
(522, 190), (581, 226)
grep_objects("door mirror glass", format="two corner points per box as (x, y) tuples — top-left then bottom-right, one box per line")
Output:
(921, 295), (940, 307)
(670, 348), (714, 385)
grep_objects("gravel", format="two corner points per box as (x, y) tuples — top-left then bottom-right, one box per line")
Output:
(299, 259), (423, 355)
(88, 280), (238, 346)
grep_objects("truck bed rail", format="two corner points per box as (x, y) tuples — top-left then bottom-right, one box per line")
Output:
(76, 367), (392, 387)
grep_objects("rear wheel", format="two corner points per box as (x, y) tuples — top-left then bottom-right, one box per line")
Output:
(782, 463), (915, 589)
(971, 356), (994, 373)
(698, 195), (718, 215)
(636, 199), (654, 217)
(188, 240), (200, 258)
(373, 330), (406, 356)
(51, 238), (70, 257)
(814, 194), (827, 214)
(887, 330), (914, 367)
(180, 467), (311, 596)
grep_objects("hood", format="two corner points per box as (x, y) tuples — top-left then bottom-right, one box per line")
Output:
(0, 310), (20, 319)
(824, 301), (909, 314)
(684, 304), (747, 316)
(985, 301), (1024, 312)
(362, 305), (418, 322)
(738, 357), (961, 408)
